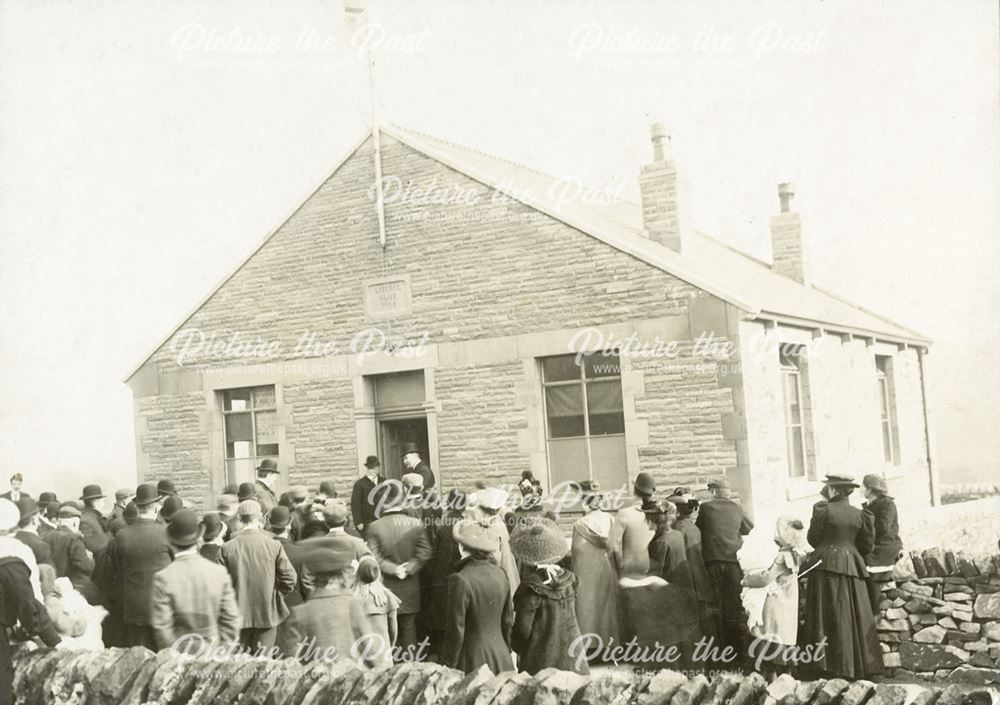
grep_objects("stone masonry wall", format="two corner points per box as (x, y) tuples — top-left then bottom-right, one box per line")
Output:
(875, 547), (1000, 687)
(10, 644), (995, 705)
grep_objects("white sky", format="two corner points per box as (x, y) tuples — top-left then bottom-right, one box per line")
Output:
(1, 0), (998, 496)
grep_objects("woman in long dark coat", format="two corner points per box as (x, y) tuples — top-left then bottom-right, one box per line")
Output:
(800, 474), (884, 680)
(441, 520), (514, 674)
(509, 519), (587, 675)
(861, 474), (903, 611)
(669, 493), (721, 642)
(424, 489), (466, 657)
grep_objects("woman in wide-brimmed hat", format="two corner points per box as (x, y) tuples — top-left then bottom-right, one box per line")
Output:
(441, 520), (514, 674)
(799, 474), (883, 680)
(861, 474), (903, 611)
(570, 481), (621, 652)
(510, 519), (587, 675)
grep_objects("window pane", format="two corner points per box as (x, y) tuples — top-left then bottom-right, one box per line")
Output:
(225, 413), (253, 443)
(787, 428), (805, 478)
(542, 355), (582, 383)
(589, 435), (627, 489)
(584, 353), (621, 379)
(882, 421), (893, 463)
(226, 440), (253, 460)
(255, 410), (279, 444)
(257, 444), (279, 458)
(223, 388), (253, 411)
(779, 346), (802, 369)
(877, 378), (889, 420)
(545, 385), (585, 438)
(783, 372), (802, 424)
(548, 437), (589, 486)
(225, 457), (256, 488)
(374, 371), (426, 408)
(587, 381), (625, 435)
(253, 386), (276, 409)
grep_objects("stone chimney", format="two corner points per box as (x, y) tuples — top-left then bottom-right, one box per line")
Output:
(769, 182), (808, 284)
(639, 123), (693, 253)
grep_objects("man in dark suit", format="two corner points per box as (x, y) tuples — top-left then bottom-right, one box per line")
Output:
(401, 443), (435, 491)
(696, 477), (753, 657)
(365, 495), (432, 653)
(150, 509), (240, 651)
(79, 485), (110, 554)
(44, 503), (96, 602)
(95, 483), (173, 649)
(253, 460), (280, 516)
(36, 492), (59, 539)
(0, 473), (29, 504)
(268, 505), (310, 656)
(351, 456), (385, 534)
(14, 497), (53, 567)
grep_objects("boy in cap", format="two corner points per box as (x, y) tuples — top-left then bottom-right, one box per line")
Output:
(150, 509), (240, 651)
(281, 548), (375, 666)
(44, 503), (96, 602)
(696, 476), (753, 658)
(95, 483), (174, 649)
(220, 499), (297, 653)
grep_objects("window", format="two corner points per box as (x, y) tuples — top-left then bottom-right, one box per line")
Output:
(221, 386), (279, 487)
(875, 355), (901, 465)
(780, 347), (813, 480)
(541, 353), (626, 489)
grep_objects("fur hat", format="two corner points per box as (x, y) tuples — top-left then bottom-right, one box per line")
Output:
(510, 519), (568, 566)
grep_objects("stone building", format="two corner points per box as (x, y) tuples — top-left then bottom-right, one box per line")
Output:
(125, 122), (936, 520)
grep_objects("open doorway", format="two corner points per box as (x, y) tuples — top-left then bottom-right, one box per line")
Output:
(378, 417), (429, 480)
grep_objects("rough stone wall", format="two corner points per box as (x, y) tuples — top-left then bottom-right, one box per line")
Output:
(10, 644), (995, 705)
(282, 378), (359, 492)
(878, 546), (1000, 685)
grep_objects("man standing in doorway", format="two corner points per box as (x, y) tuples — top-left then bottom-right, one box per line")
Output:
(696, 477), (753, 659)
(401, 443), (435, 491)
(254, 460), (280, 516)
(351, 456), (384, 534)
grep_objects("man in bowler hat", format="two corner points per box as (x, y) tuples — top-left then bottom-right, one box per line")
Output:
(253, 459), (280, 516)
(696, 477), (753, 657)
(14, 497), (53, 567)
(79, 485), (110, 553)
(351, 455), (385, 533)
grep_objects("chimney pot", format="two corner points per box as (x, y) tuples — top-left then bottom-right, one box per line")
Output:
(778, 182), (795, 213)
(650, 123), (669, 161)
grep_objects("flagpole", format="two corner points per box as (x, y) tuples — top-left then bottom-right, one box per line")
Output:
(358, 2), (388, 250)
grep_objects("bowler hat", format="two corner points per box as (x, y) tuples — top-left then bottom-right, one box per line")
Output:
(707, 477), (731, 490)
(510, 519), (568, 566)
(167, 509), (202, 547)
(823, 473), (859, 488)
(323, 500), (348, 527)
(400, 443), (420, 457)
(237, 482), (256, 501)
(58, 502), (82, 519)
(80, 485), (105, 501)
(862, 474), (888, 494)
(364, 455), (380, 469)
(318, 481), (337, 497)
(38, 491), (58, 505)
(304, 548), (353, 576)
(633, 472), (656, 496)
(0, 499), (20, 532)
(269, 505), (291, 530)
(201, 512), (224, 541)
(160, 495), (184, 521)
(16, 497), (39, 522)
(157, 480), (177, 497)
(256, 458), (279, 474)
(453, 520), (498, 554)
(134, 483), (160, 506)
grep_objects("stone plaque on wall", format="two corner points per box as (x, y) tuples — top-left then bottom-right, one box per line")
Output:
(364, 275), (412, 318)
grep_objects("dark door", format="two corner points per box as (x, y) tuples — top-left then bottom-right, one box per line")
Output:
(378, 417), (429, 480)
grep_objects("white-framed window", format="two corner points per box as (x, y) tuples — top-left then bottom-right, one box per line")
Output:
(221, 385), (279, 487)
(780, 346), (813, 480)
(875, 355), (901, 465)
(541, 353), (626, 489)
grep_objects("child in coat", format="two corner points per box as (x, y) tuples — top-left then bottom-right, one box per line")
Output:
(353, 556), (401, 665)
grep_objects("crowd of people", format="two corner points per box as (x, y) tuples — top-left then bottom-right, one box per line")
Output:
(0, 450), (904, 702)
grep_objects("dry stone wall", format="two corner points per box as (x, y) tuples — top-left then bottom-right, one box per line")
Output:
(10, 645), (996, 705)
(877, 547), (1000, 687)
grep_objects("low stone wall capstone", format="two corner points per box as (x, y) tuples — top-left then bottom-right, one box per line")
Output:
(878, 546), (1000, 687)
(10, 645), (997, 705)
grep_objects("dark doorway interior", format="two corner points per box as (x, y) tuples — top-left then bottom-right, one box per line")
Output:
(378, 416), (429, 480)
